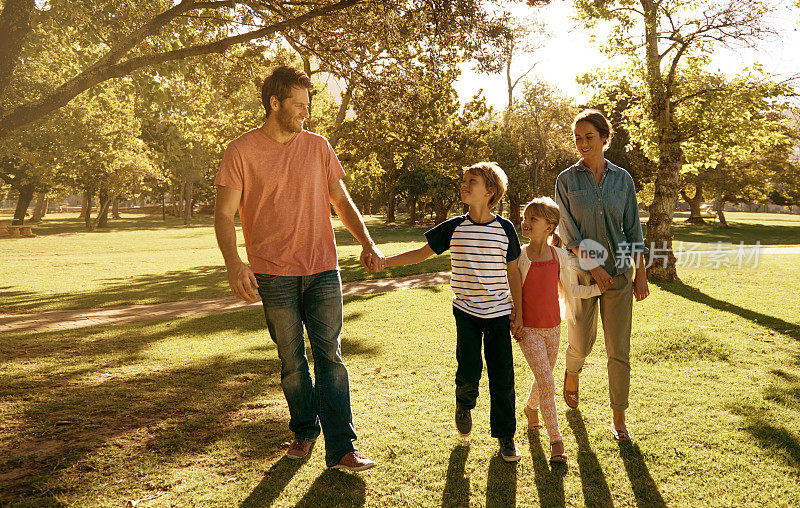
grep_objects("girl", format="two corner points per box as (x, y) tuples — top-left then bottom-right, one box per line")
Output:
(515, 197), (602, 463)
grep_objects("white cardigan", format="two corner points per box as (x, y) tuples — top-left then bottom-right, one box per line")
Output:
(517, 244), (601, 321)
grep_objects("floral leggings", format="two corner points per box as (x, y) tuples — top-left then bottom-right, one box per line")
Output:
(517, 325), (562, 443)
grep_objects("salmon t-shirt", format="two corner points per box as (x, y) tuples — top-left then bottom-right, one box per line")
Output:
(214, 126), (345, 276)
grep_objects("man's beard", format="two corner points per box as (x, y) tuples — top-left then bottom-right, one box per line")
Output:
(277, 106), (302, 133)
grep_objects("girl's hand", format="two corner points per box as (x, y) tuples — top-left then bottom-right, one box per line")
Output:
(633, 270), (650, 301)
(590, 266), (613, 292)
(511, 314), (524, 340)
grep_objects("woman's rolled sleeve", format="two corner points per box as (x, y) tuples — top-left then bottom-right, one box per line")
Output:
(621, 177), (648, 256)
(555, 174), (583, 251)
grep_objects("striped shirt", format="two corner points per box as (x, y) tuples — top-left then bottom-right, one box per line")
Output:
(425, 214), (521, 318)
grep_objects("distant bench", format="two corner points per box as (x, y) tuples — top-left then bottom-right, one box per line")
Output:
(7, 224), (36, 237)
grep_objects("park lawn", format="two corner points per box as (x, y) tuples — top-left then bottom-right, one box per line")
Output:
(0, 254), (798, 506)
(2, 211), (799, 313)
(0, 213), (450, 313)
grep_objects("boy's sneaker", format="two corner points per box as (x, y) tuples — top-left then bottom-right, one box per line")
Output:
(330, 451), (375, 472)
(455, 407), (472, 436)
(498, 437), (521, 462)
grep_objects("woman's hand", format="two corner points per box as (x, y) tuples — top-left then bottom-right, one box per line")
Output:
(633, 267), (650, 301)
(590, 266), (613, 292)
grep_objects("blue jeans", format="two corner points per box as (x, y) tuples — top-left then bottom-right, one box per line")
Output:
(255, 269), (357, 466)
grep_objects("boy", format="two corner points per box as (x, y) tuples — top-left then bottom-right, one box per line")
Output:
(376, 162), (523, 461)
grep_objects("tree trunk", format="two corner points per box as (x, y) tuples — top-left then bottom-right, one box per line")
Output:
(498, 200), (504, 217)
(714, 192), (728, 228)
(329, 80), (354, 150)
(406, 195), (417, 225)
(642, 0), (680, 281)
(112, 197), (121, 219)
(94, 189), (112, 229)
(386, 192), (396, 223)
(31, 191), (47, 222)
(645, 151), (681, 281)
(508, 195), (521, 226)
(532, 164), (539, 196)
(12, 184), (34, 225)
(84, 192), (93, 229)
(183, 179), (193, 225)
(681, 181), (705, 225)
(79, 192), (89, 218)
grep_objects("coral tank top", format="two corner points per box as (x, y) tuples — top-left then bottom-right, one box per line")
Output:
(522, 246), (561, 328)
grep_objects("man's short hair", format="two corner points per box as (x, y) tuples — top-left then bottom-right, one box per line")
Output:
(463, 162), (508, 210)
(261, 66), (313, 118)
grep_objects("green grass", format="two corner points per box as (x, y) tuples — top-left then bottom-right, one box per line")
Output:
(2, 211), (799, 313)
(0, 213), (450, 313)
(1, 253), (799, 506)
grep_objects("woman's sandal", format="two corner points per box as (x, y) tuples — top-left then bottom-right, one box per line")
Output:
(563, 371), (579, 409)
(524, 405), (542, 431)
(611, 425), (632, 442)
(549, 441), (568, 463)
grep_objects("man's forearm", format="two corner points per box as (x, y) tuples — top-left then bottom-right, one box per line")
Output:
(334, 200), (374, 248)
(214, 215), (242, 267)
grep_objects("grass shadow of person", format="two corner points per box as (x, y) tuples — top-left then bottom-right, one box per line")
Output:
(566, 409), (613, 507)
(294, 469), (366, 507)
(653, 280), (799, 342)
(442, 444), (470, 507)
(527, 429), (567, 507)
(240, 456), (305, 507)
(617, 440), (667, 507)
(486, 453), (517, 508)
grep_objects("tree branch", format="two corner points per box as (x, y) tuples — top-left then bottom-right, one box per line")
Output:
(0, 0), (362, 138)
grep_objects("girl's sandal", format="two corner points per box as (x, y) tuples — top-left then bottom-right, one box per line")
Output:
(549, 441), (568, 463)
(524, 405), (542, 430)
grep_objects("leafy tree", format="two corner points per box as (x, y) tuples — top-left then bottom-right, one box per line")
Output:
(577, 0), (776, 280)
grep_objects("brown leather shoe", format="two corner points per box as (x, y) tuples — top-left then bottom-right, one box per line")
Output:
(286, 439), (314, 460)
(563, 370), (579, 409)
(330, 451), (375, 472)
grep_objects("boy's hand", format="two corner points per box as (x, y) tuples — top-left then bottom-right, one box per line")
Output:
(511, 312), (524, 340)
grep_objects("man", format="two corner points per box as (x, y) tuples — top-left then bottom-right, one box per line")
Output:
(214, 66), (383, 471)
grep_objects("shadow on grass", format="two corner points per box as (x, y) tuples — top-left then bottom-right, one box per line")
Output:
(486, 454), (517, 507)
(617, 441), (667, 507)
(442, 444), (470, 507)
(17, 214), (218, 236)
(566, 410), (613, 507)
(240, 456), (304, 508)
(527, 430), (566, 507)
(1, 260), (449, 313)
(670, 220), (800, 246)
(294, 469), (366, 507)
(0, 310), (379, 504)
(0, 265), (231, 313)
(729, 369), (800, 474)
(653, 281), (800, 342)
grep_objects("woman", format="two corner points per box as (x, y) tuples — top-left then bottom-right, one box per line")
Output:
(554, 109), (649, 441)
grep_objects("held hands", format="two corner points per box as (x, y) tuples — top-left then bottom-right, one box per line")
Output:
(510, 310), (524, 341)
(226, 260), (259, 302)
(360, 244), (386, 273)
(590, 266), (613, 293)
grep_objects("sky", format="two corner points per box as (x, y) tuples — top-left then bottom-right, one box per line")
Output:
(454, 0), (800, 110)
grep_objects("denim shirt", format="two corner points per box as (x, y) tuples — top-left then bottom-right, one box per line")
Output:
(554, 159), (647, 276)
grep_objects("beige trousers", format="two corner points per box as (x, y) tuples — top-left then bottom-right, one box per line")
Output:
(564, 267), (633, 411)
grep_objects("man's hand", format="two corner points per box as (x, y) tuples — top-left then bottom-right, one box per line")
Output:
(226, 260), (259, 302)
(590, 266), (613, 293)
(361, 244), (386, 272)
